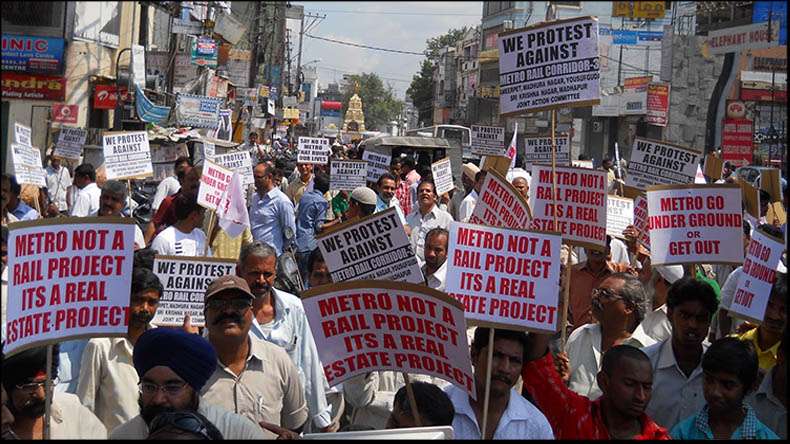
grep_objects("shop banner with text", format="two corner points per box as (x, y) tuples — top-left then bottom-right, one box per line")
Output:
(102, 131), (153, 180)
(645, 83), (670, 127)
(469, 169), (532, 229)
(625, 137), (701, 190)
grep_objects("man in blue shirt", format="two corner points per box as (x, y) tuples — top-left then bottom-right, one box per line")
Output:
(5, 175), (39, 221)
(295, 172), (329, 281)
(249, 162), (296, 256)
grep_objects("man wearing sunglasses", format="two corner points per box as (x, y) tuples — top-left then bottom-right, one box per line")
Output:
(2, 345), (106, 439)
(200, 275), (309, 439)
(111, 328), (265, 439)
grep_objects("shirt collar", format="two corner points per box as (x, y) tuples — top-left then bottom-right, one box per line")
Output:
(429, 260), (448, 281)
(247, 336), (272, 364)
(694, 404), (761, 439)
(657, 338), (708, 370)
(265, 187), (280, 199)
(579, 261), (617, 276)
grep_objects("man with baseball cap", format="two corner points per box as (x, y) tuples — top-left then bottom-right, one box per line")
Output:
(111, 329), (265, 439)
(200, 275), (309, 438)
(633, 264), (684, 344)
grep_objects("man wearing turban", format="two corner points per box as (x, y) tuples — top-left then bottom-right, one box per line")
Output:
(110, 328), (265, 439)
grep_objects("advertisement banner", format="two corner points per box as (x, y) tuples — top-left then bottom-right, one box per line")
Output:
(645, 83), (670, 127)
(93, 84), (129, 110)
(175, 93), (222, 129)
(529, 164), (608, 249)
(197, 160), (233, 211)
(625, 137), (702, 190)
(703, 20), (781, 55)
(445, 221), (562, 333)
(316, 207), (423, 284)
(523, 134), (571, 168)
(213, 109), (233, 142)
(4, 218), (135, 355)
(51, 104), (78, 124)
(619, 90), (647, 115)
(191, 36), (218, 67)
(302, 281), (475, 398)
(330, 160), (368, 191)
(152, 256), (237, 327)
(54, 127), (87, 161)
(498, 16), (600, 115)
(11, 144), (46, 187)
(1, 34), (64, 74)
(213, 151), (254, 188)
(721, 118), (754, 167)
(431, 157), (454, 196)
(470, 125), (505, 156)
(469, 169), (532, 229)
(612, 1), (666, 19)
(362, 151), (391, 183)
(1, 72), (65, 101)
(298, 137), (330, 164)
(606, 196), (634, 239)
(646, 184), (744, 265)
(102, 131), (154, 180)
(728, 229), (784, 322)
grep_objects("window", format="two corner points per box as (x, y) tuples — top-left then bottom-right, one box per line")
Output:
(1, 2), (65, 37)
(552, 1), (582, 7)
(484, 31), (498, 49)
(74, 1), (121, 47)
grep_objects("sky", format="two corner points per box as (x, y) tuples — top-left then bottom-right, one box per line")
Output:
(286, 1), (483, 100)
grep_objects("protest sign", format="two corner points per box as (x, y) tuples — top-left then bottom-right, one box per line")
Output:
(607, 196), (634, 239)
(498, 16), (600, 115)
(11, 143), (46, 187)
(330, 160), (368, 191)
(152, 256), (237, 327)
(102, 131), (153, 180)
(469, 169), (532, 229)
(632, 194), (651, 249)
(213, 151), (254, 188)
(471, 125), (505, 156)
(15, 122), (32, 146)
(572, 159), (594, 169)
(317, 207), (422, 284)
(739, 179), (760, 219)
(646, 184), (744, 265)
(53, 127), (87, 160)
(202, 142), (215, 162)
(362, 150), (391, 183)
(727, 229), (784, 322)
(625, 138), (701, 190)
(529, 164), (608, 249)
(760, 168), (782, 203)
(197, 160), (233, 210)
(481, 155), (512, 177)
(298, 137), (330, 164)
(523, 134), (570, 168)
(431, 157), (454, 196)
(445, 221), (562, 333)
(4, 217), (135, 355)
(302, 280), (476, 398)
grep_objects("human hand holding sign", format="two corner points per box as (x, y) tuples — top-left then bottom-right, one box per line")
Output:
(182, 314), (199, 334)
(259, 421), (300, 440)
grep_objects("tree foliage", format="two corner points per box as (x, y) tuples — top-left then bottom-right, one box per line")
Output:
(425, 26), (470, 62)
(340, 72), (402, 132)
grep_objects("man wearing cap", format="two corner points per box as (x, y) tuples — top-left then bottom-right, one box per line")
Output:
(250, 162), (296, 256)
(633, 264), (684, 344)
(76, 267), (162, 431)
(3, 345), (106, 439)
(343, 186), (378, 221)
(110, 329), (266, 439)
(200, 275), (309, 438)
(458, 170), (485, 223)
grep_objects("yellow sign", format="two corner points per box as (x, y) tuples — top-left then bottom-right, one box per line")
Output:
(258, 85), (270, 98)
(612, 1), (666, 19)
(283, 108), (300, 120)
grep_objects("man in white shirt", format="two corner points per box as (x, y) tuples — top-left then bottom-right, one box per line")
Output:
(91, 180), (146, 249)
(69, 163), (102, 217)
(152, 156), (191, 212)
(633, 264), (683, 344)
(111, 328), (266, 439)
(77, 267), (162, 432)
(445, 327), (554, 439)
(641, 276), (718, 430)
(422, 227), (448, 292)
(458, 170), (484, 223)
(406, 180), (454, 267)
(45, 155), (71, 214)
(150, 193), (211, 256)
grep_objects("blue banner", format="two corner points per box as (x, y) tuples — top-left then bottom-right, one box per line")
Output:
(1, 34), (64, 74)
(613, 30), (638, 45)
(753, 1), (787, 45)
(135, 85), (170, 125)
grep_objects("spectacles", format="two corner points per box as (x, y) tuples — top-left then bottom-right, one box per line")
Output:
(148, 411), (216, 440)
(205, 298), (252, 311)
(15, 377), (58, 392)
(592, 287), (625, 303)
(138, 381), (189, 397)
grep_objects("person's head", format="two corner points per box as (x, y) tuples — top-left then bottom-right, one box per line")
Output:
(584, 235), (612, 268)
(173, 193), (205, 230)
(597, 345), (653, 419)
(761, 273), (787, 337)
(271, 168), (285, 189)
(307, 248), (331, 288)
(646, 264), (683, 308)
(147, 411), (224, 440)
(591, 273), (648, 331)
(722, 161), (735, 178)
(2, 344), (59, 420)
(474, 171), (487, 194)
(99, 180), (128, 217)
(424, 228), (449, 273)
(578, 153), (590, 161)
(253, 163), (273, 195)
(0, 175), (11, 211)
(134, 248), (156, 271)
(471, 328), (528, 397)
(759, 189), (771, 216)
(50, 156), (61, 170)
(297, 163), (313, 181)
(203, 275), (256, 341)
(377, 173), (398, 202)
(390, 159), (403, 179)
(312, 171), (329, 195)
(511, 176), (529, 198)
(174, 156), (193, 183)
(401, 158), (415, 176)
(347, 186), (377, 218)
(4, 176), (21, 208)
(666, 277), (718, 350)
(248, 132), (258, 144)
(602, 158), (614, 171)
(702, 337), (759, 414)
(130, 267), (163, 327)
(416, 180), (438, 211)
(181, 166), (202, 197)
(73, 163), (96, 188)
(742, 219), (752, 253)
(0, 226), (8, 271)
(236, 241), (277, 300)
(387, 382), (455, 428)
(133, 328), (217, 425)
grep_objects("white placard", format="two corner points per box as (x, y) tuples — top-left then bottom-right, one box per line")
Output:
(4, 218), (135, 355)
(11, 143), (46, 187)
(197, 160), (233, 211)
(14, 122), (32, 147)
(469, 169), (532, 229)
(213, 151), (254, 188)
(625, 138), (702, 190)
(728, 229), (784, 322)
(471, 125), (505, 156)
(152, 256), (237, 327)
(102, 131), (154, 180)
(54, 127), (87, 160)
(431, 157), (454, 196)
(646, 184), (744, 265)
(445, 221), (562, 333)
(131, 44), (146, 89)
(606, 196), (634, 239)
(202, 142), (215, 161)
(330, 160), (368, 191)
(362, 150), (391, 183)
(316, 207), (423, 284)
(298, 137), (330, 164)
(498, 16), (600, 115)
(523, 134), (571, 168)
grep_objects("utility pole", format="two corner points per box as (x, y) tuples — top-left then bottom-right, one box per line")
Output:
(295, 12), (325, 96)
(249, 2), (262, 88)
(617, 17), (625, 86)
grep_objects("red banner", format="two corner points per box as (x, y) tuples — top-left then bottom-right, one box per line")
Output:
(93, 85), (130, 110)
(1, 72), (65, 101)
(645, 83), (670, 127)
(740, 88), (787, 103)
(51, 104), (78, 124)
(722, 118), (754, 167)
